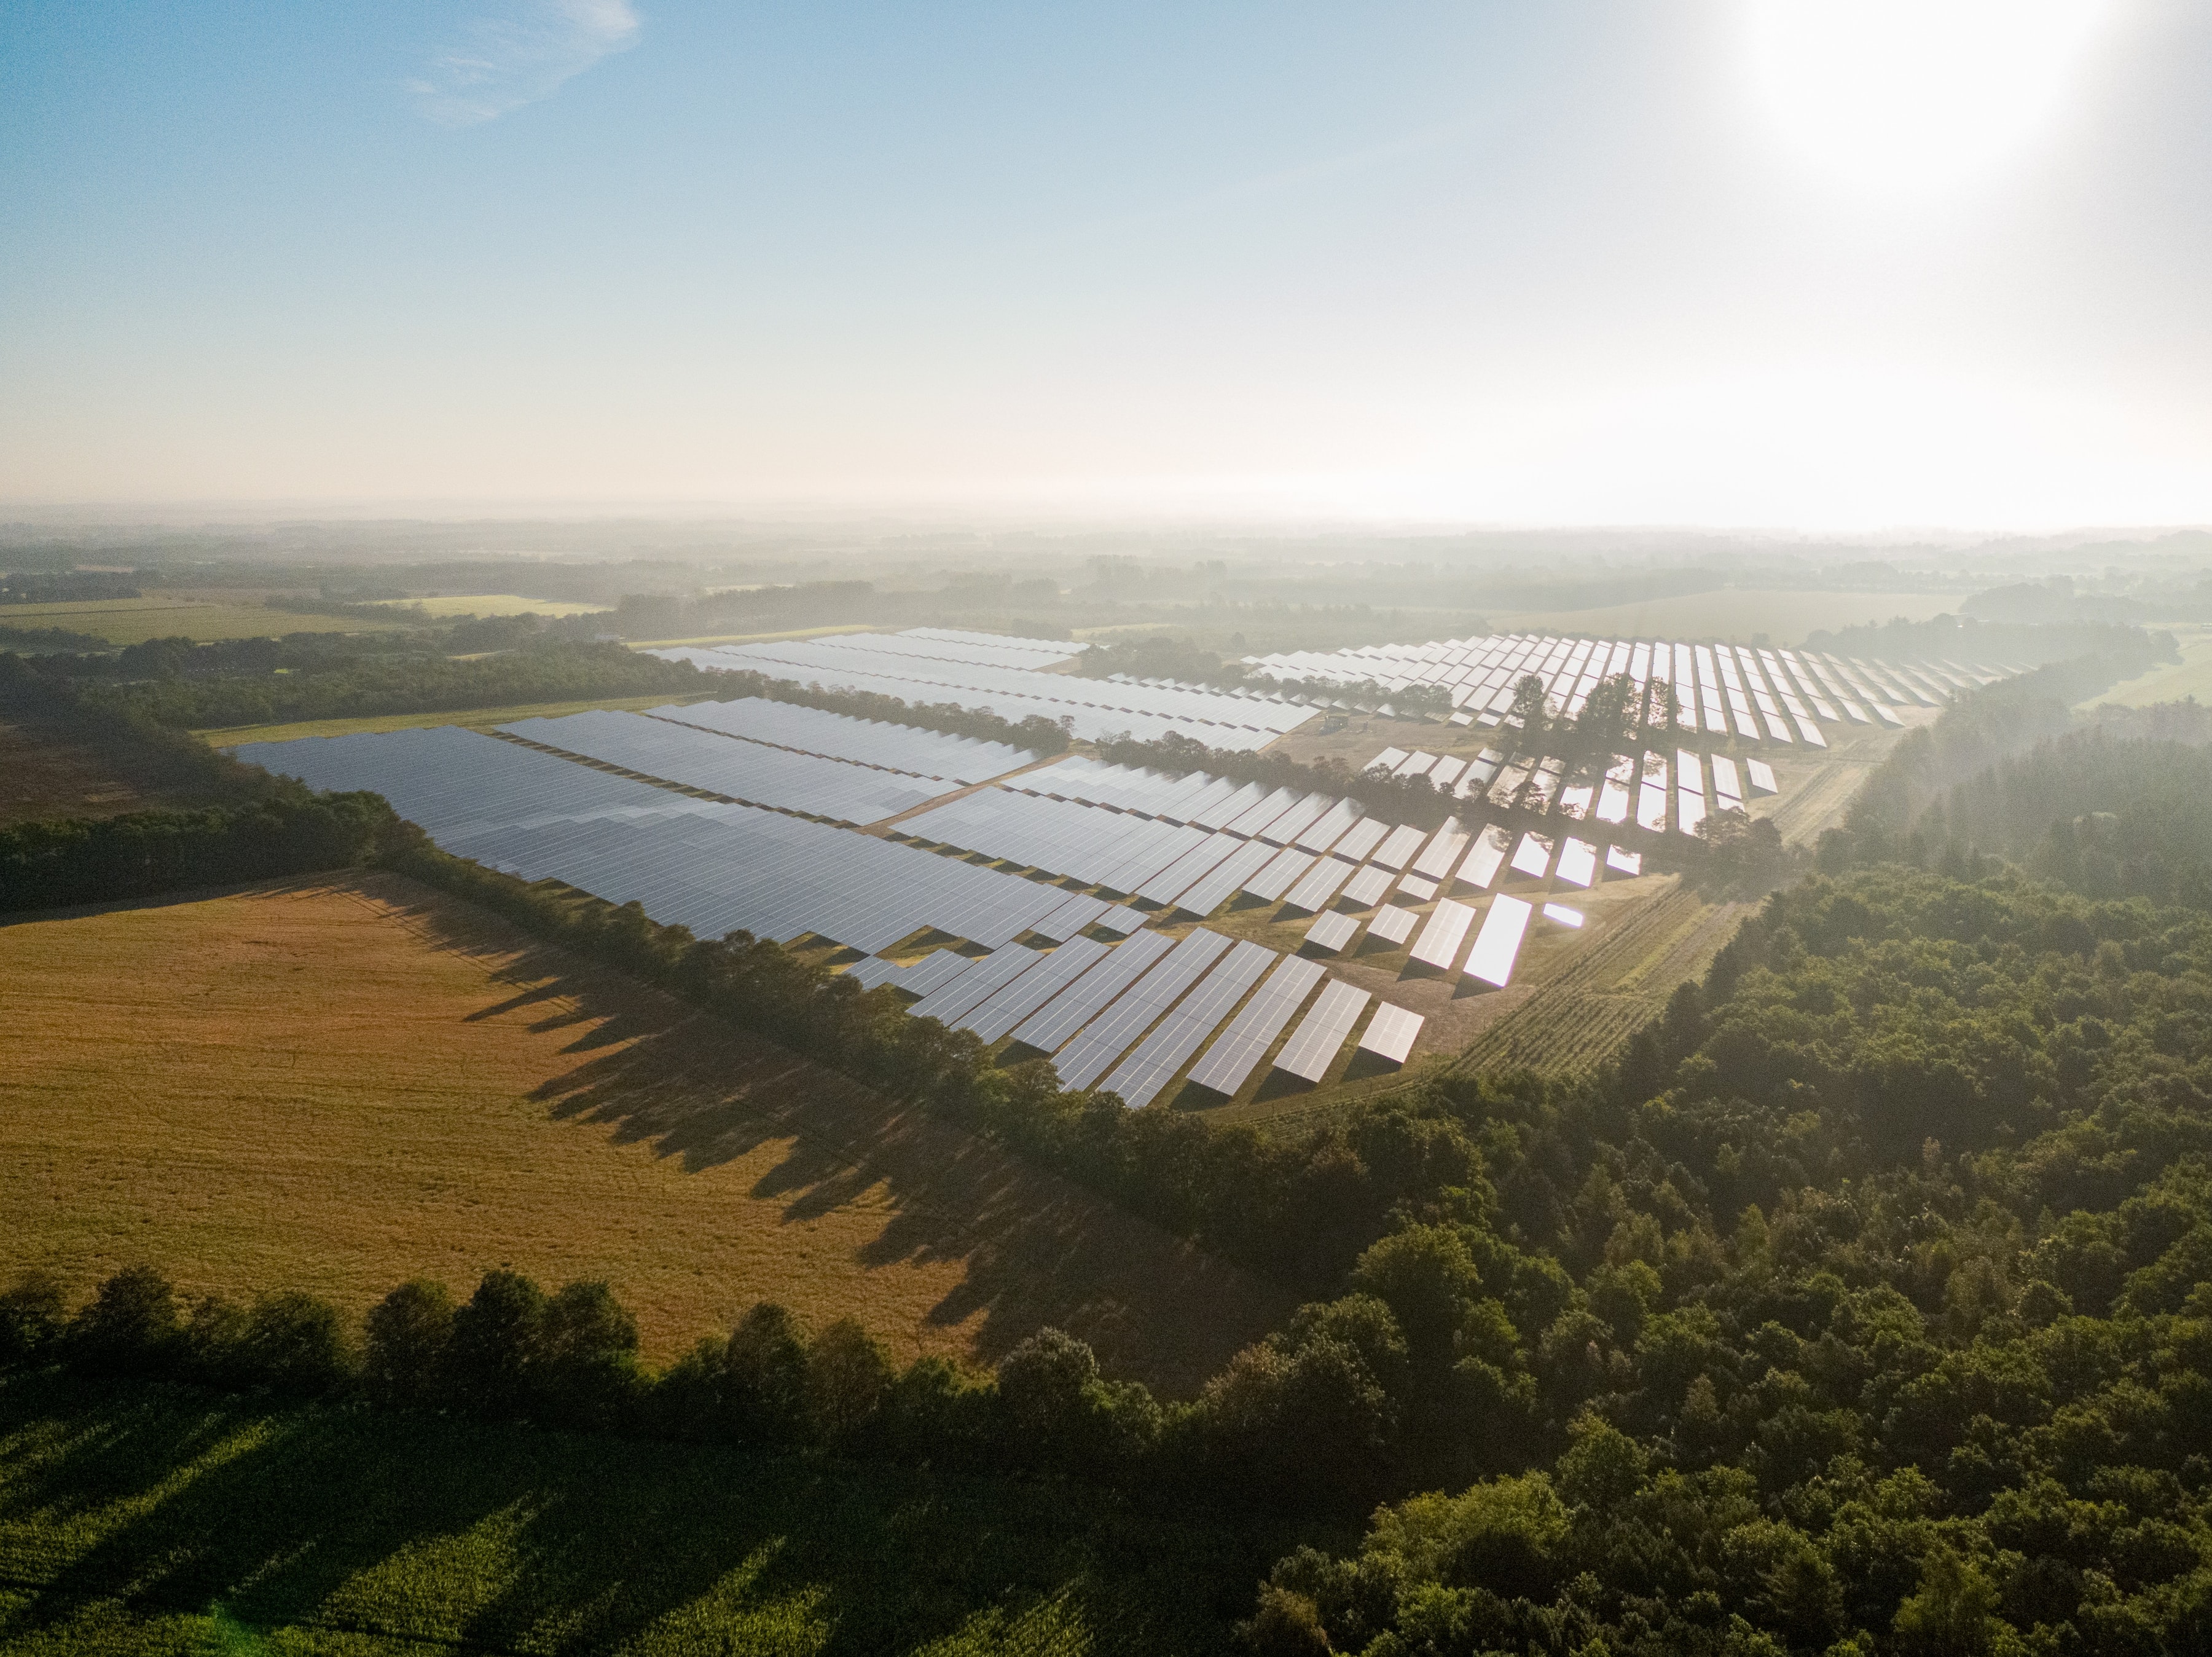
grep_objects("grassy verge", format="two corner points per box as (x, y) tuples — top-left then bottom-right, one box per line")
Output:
(0, 1369), (1274, 1656)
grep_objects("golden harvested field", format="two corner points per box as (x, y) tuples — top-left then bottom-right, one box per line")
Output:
(1490, 587), (1961, 646)
(2, 596), (404, 644)
(369, 593), (610, 617)
(0, 874), (1290, 1392)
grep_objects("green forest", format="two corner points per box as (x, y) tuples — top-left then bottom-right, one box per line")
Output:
(6, 642), (2212, 1653)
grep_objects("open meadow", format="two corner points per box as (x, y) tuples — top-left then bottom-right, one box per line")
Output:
(0, 873), (1290, 1391)
(0, 596), (406, 645)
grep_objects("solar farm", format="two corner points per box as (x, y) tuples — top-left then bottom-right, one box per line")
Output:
(233, 624), (2017, 1109)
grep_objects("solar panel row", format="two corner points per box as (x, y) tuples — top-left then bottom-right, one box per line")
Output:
(649, 696), (1029, 784)
(500, 709), (957, 825)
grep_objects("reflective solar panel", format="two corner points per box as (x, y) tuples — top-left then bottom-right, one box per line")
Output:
(1282, 855), (1357, 913)
(1053, 929), (1237, 1090)
(1371, 823), (1428, 870)
(1100, 940), (1276, 1107)
(1273, 980), (1371, 1082)
(1465, 894), (1533, 987)
(1359, 1003), (1424, 1065)
(1304, 911), (1360, 953)
(1339, 864), (1394, 908)
(1409, 898), (1476, 970)
(1367, 904), (1419, 945)
(957, 937), (1112, 1041)
(1009, 928), (1176, 1055)
(1457, 824), (1511, 891)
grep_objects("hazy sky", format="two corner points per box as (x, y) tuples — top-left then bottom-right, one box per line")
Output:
(4, 1), (2209, 529)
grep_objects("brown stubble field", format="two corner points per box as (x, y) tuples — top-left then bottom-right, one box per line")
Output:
(0, 872), (1292, 1393)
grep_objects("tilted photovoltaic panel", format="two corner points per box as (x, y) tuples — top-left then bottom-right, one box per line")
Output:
(1359, 1003), (1424, 1064)
(1009, 929), (1177, 1055)
(1185, 954), (1326, 1096)
(1100, 939), (1276, 1108)
(1171, 836), (1282, 918)
(1339, 863), (1394, 908)
(1282, 854), (1357, 913)
(1051, 929), (1237, 1090)
(909, 943), (1048, 1025)
(1409, 898), (1477, 970)
(647, 696), (1030, 784)
(1273, 980), (1372, 1082)
(1304, 911), (1360, 953)
(1465, 894), (1534, 987)
(959, 937), (1112, 1042)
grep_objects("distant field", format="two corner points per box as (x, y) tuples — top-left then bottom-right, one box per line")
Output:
(0, 1371), (1263, 1657)
(2082, 623), (2212, 709)
(0, 716), (162, 824)
(1490, 586), (1961, 645)
(199, 691), (716, 747)
(0, 595), (401, 644)
(627, 623), (894, 649)
(372, 592), (610, 617)
(0, 874), (1288, 1390)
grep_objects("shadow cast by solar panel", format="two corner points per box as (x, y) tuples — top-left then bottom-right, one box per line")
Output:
(373, 878), (1288, 1390)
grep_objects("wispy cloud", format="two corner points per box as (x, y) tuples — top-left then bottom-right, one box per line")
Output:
(411, 0), (640, 127)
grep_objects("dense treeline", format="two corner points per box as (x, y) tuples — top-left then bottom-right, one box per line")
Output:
(1093, 729), (1462, 830)
(1803, 614), (2160, 670)
(61, 640), (708, 728)
(1822, 645), (2165, 864)
(680, 663), (1076, 755)
(0, 790), (394, 912)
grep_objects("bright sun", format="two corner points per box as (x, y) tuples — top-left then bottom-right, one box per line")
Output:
(1744, 0), (2112, 192)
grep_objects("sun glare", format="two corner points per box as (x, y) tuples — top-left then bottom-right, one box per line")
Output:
(1746, 0), (2112, 192)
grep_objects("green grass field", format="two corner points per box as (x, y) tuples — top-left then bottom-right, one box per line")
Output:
(371, 594), (611, 618)
(197, 692), (716, 747)
(1, 597), (405, 645)
(2082, 622), (2212, 709)
(0, 1371), (1273, 1656)
(1489, 586), (1962, 645)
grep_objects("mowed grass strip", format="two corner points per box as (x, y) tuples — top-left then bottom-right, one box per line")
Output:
(0, 873), (1291, 1390)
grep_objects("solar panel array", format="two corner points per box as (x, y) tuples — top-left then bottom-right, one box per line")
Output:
(651, 696), (1030, 784)
(1185, 956), (1328, 1096)
(1245, 630), (2019, 747)
(237, 727), (1132, 955)
(500, 709), (959, 825)
(653, 628), (1315, 750)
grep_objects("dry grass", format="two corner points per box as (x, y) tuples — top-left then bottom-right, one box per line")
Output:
(0, 873), (1291, 1392)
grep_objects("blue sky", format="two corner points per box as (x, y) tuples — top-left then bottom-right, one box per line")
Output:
(4, 1), (2209, 527)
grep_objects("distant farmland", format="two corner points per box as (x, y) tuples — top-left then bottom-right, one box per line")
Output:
(0, 873), (1290, 1391)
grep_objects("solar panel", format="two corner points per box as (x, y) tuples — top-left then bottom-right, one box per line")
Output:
(1411, 819), (1473, 880)
(1295, 798), (1365, 854)
(1358, 1003), (1424, 1065)
(1457, 824), (1511, 891)
(1465, 895), (1533, 987)
(1332, 817), (1391, 864)
(1677, 790), (1707, 836)
(1273, 980), (1372, 1082)
(1172, 836), (1282, 918)
(902, 948), (987, 998)
(1304, 911), (1360, 953)
(1543, 903), (1585, 928)
(1371, 823), (1428, 870)
(1397, 873), (1439, 902)
(1052, 929), (1237, 1090)
(1243, 846), (1317, 902)
(1282, 854), (1357, 914)
(1409, 898), (1476, 970)
(1746, 758), (1779, 795)
(1367, 904), (1419, 946)
(1185, 956), (1328, 1096)
(958, 936), (1112, 1042)
(1555, 837), (1597, 888)
(1339, 863), (1394, 908)
(1008, 929), (1177, 1055)
(909, 944), (1049, 1024)
(1606, 845), (1642, 875)
(1099, 940), (1276, 1107)
(1510, 832), (1553, 880)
